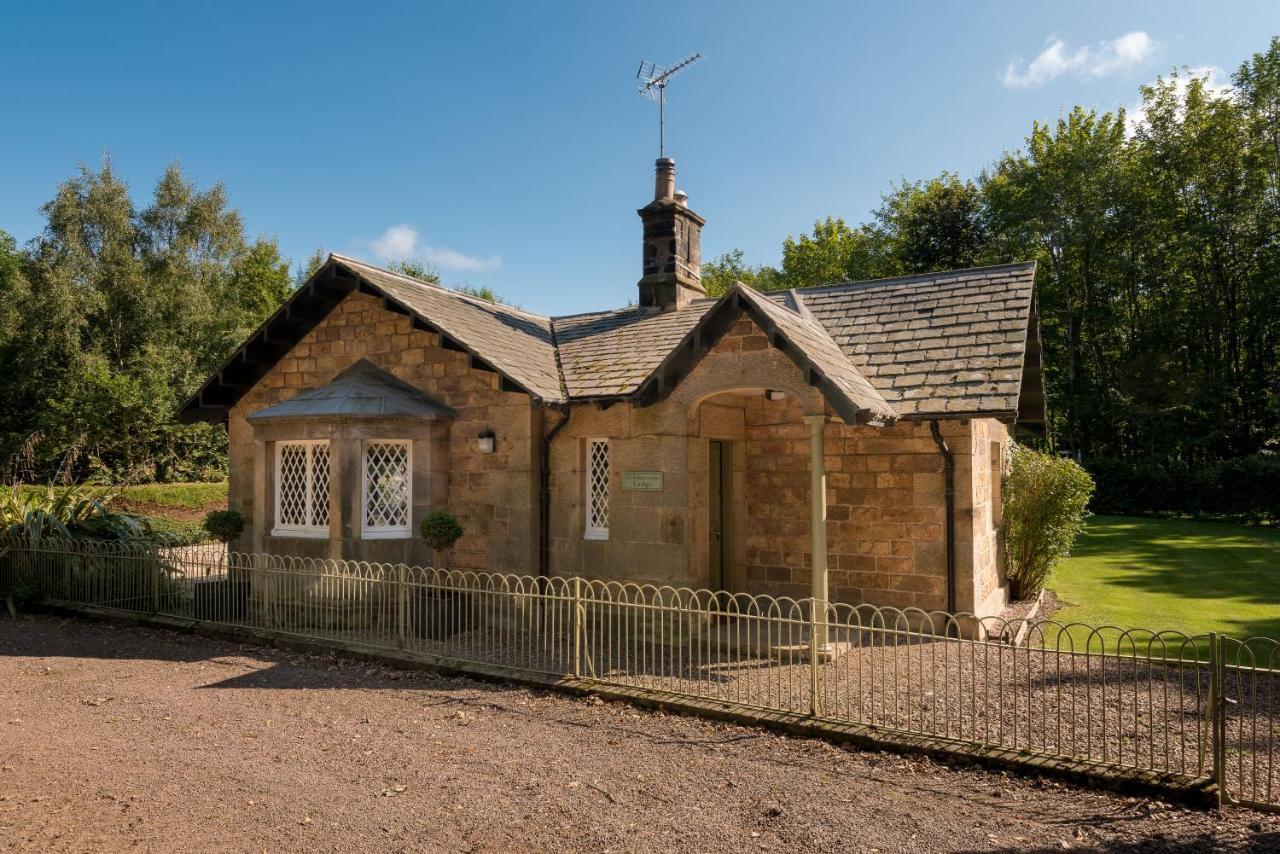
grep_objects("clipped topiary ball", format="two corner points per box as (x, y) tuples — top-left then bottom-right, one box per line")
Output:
(419, 510), (463, 552)
(203, 509), (245, 544)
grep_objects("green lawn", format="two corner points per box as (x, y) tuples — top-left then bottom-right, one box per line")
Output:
(16, 481), (227, 508)
(14, 481), (227, 544)
(1051, 515), (1280, 646)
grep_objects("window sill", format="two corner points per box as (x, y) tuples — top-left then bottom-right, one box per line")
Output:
(271, 528), (329, 539)
(583, 530), (609, 542)
(362, 529), (412, 540)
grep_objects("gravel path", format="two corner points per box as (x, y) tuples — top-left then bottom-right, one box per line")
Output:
(2, 616), (1278, 853)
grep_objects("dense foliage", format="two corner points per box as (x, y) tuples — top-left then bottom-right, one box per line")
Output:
(0, 162), (293, 482)
(706, 38), (1280, 519)
(1002, 446), (1096, 599)
(0, 165), (506, 485)
(420, 510), (464, 557)
(1, 484), (149, 541)
(202, 509), (245, 544)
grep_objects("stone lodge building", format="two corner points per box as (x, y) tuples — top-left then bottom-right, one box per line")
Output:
(178, 158), (1045, 618)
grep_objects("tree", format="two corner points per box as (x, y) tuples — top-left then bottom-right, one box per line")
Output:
(700, 249), (781, 297)
(876, 173), (990, 273)
(2, 159), (289, 483)
(226, 238), (293, 328)
(295, 247), (327, 287)
(779, 217), (896, 288)
(387, 258), (441, 284)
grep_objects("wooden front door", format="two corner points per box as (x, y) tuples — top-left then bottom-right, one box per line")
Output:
(708, 440), (732, 592)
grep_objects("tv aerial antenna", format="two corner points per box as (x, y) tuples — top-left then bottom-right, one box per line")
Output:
(636, 52), (702, 158)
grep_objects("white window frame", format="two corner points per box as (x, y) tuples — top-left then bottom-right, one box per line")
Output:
(272, 439), (331, 538)
(584, 438), (610, 541)
(361, 439), (413, 540)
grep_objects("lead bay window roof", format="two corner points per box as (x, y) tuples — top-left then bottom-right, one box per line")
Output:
(246, 359), (457, 422)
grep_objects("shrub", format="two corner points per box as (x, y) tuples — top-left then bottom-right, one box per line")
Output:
(202, 509), (244, 544)
(1003, 445), (1095, 599)
(419, 511), (463, 559)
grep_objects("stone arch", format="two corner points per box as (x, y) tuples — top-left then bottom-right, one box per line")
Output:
(671, 346), (827, 423)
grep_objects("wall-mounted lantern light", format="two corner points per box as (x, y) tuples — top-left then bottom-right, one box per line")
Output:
(477, 428), (496, 454)
(765, 389), (787, 401)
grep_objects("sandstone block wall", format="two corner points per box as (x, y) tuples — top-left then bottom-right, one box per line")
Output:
(227, 296), (1009, 619)
(227, 291), (537, 573)
(546, 313), (1011, 618)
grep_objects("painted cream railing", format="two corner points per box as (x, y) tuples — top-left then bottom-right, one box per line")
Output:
(3, 535), (1277, 812)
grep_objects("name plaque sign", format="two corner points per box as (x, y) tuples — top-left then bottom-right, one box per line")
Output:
(621, 471), (664, 491)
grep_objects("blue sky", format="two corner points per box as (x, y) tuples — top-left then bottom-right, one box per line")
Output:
(3, 1), (1277, 315)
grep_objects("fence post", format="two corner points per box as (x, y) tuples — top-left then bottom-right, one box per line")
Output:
(150, 546), (161, 615)
(1208, 632), (1226, 806)
(572, 576), (582, 678)
(397, 564), (407, 648)
(809, 598), (822, 717)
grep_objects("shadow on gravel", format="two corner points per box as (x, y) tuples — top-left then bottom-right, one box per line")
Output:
(978, 829), (1280, 853)
(0, 615), (516, 694)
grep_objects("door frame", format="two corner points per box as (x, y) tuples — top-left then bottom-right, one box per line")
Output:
(708, 439), (734, 593)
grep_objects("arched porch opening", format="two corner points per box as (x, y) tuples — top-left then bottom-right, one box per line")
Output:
(685, 385), (832, 631)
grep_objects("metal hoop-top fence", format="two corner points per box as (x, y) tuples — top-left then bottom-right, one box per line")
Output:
(2, 534), (1276, 812)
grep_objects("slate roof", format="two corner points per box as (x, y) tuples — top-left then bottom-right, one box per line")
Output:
(247, 359), (457, 421)
(331, 256), (564, 401)
(177, 255), (1041, 427)
(732, 285), (896, 421)
(554, 302), (713, 398)
(794, 262), (1038, 418)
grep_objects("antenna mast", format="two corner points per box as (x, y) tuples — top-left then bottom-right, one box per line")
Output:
(636, 52), (703, 158)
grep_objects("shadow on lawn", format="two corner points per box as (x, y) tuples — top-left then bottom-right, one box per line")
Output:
(1066, 517), (1280, 643)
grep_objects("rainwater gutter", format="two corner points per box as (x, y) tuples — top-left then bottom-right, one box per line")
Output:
(539, 406), (571, 578)
(929, 421), (957, 614)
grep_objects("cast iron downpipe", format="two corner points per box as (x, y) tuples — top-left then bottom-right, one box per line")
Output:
(538, 406), (571, 578)
(929, 421), (957, 614)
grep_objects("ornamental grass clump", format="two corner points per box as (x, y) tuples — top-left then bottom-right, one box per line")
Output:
(1, 484), (148, 541)
(1003, 445), (1095, 599)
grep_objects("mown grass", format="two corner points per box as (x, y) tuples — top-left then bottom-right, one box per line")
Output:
(15, 482), (227, 509)
(12, 482), (227, 544)
(1049, 515), (1280, 653)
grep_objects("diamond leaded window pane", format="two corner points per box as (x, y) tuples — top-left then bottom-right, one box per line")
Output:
(276, 440), (329, 533)
(586, 440), (609, 537)
(310, 444), (330, 527)
(364, 441), (410, 532)
(278, 443), (309, 527)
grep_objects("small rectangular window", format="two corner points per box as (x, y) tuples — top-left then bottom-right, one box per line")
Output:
(273, 440), (330, 537)
(363, 440), (412, 538)
(585, 439), (610, 540)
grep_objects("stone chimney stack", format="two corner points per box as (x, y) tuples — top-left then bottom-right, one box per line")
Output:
(637, 158), (705, 312)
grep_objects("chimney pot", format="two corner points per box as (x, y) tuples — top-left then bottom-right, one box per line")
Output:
(674, 190), (688, 207)
(654, 157), (675, 201)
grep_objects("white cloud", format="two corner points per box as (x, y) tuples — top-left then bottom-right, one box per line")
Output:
(1003, 32), (1158, 88)
(1125, 65), (1234, 135)
(364, 223), (501, 273)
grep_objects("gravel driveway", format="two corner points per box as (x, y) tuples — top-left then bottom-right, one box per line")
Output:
(1, 616), (1277, 853)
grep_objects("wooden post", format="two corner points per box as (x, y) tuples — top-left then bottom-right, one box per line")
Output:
(804, 415), (829, 652)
